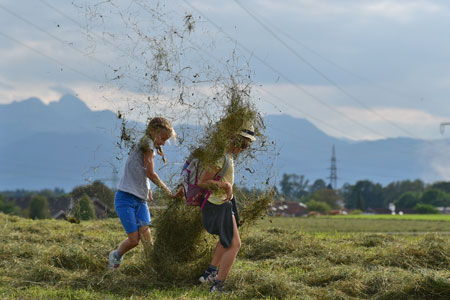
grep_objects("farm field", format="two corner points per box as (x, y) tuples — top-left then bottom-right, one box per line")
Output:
(1, 213), (449, 300)
(258, 215), (450, 233)
(331, 214), (450, 221)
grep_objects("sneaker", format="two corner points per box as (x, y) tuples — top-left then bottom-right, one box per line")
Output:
(108, 250), (123, 270)
(199, 269), (218, 283)
(209, 280), (225, 293)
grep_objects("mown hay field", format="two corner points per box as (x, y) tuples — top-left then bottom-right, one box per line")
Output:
(1, 212), (449, 300)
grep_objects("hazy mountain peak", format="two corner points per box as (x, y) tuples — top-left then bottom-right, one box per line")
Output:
(49, 94), (90, 113)
(4, 97), (45, 108)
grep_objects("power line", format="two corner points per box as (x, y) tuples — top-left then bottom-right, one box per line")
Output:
(38, 0), (150, 69)
(251, 10), (418, 103)
(181, 0), (388, 139)
(0, 31), (100, 83)
(0, 3), (113, 73)
(232, 0), (420, 139)
(136, 0), (425, 150)
(130, 0), (377, 141)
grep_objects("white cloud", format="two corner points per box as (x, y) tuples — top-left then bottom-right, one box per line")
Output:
(0, 42), (42, 64)
(0, 77), (61, 104)
(361, 1), (441, 22)
(253, 83), (449, 140)
(250, 0), (443, 23)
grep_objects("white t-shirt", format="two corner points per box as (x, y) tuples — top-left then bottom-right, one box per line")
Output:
(118, 139), (155, 200)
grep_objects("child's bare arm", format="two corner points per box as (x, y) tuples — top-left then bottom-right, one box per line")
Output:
(144, 151), (172, 197)
(198, 167), (232, 201)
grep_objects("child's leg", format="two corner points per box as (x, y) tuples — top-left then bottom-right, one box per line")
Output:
(210, 240), (225, 267)
(114, 192), (141, 256)
(217, 215), (241, 281)
(138, 225), (152, 246)
(117, 231), (140, 256)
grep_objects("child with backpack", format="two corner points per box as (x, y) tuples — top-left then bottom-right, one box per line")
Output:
(108, 117), (176, 270)
(196, 122), (256, 292)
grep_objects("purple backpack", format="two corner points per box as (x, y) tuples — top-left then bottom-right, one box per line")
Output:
(180, 154), (230, 209)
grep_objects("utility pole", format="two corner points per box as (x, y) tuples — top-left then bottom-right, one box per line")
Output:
(328, 145), (338, 189)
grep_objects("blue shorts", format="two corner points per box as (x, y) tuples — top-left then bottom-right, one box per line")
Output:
(115, 190), (151, 234)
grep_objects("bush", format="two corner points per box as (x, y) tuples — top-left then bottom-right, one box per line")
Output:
(395, 191), (421, 209)
(72, 194), (96, 220)
(414, 203), (439, 214)
(29, 195), (50, 219)
(350, 209), (362, 215)
(421, 189), (450, 207)
(306, 199), (331, 214)
(0, 194), (21, 215)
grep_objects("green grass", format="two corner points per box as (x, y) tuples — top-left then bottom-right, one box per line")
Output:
(1, 213), (449, 300)
(332, 214), (450, 221)
(258, 216), (450, 233)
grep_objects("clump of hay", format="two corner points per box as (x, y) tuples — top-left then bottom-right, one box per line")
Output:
(189, 83), (264, 167)
(357, 233), (395, 248)
(227, 268), (302, 299)
(150, 196), (213, 283)
(368, 233), (450, 270)
(237, 188), (274, 228)
(240, 232), (298, 260)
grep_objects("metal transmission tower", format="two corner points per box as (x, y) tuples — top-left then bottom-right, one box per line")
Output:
(328, 145), (338, 189)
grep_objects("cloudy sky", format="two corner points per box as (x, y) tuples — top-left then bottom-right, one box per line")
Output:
(1, 0), (450, 141)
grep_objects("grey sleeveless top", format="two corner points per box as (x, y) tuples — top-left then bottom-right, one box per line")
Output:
(118, 139), (155, 200)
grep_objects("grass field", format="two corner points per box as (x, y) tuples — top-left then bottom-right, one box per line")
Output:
(1, 213), (449, 300)
(332, 214), (450, 221)
(257, 215), (450, 233)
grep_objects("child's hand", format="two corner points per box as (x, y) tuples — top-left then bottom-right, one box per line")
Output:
(172, 186), (185, 199)
(223, 182), (233, 202)
(148, 190), (153, 202)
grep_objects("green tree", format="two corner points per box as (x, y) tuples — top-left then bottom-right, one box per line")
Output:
(309, 179), (327, 194)
(0, 194), (21, 215)
(307, 189), (342, 209)
(344, 180), (383, 210)
(429, 181), (450, 194)
(382, 179), (425, 206)
(356, 191), (365, 211)
(71, 180), (114, 212)
(279, 173), (309, 201)
(421, 189), (450, 207)
(306, 199), (331, 214)
(414, 203), (439, 214)
(394, 191), (421, 209)
(29, 195), (50, 219)
(73, 194), (96, 220)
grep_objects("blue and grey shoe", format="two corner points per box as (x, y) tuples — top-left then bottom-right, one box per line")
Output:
(209, 279), (225, 293)
(199, 269), (218, 283)
(108, 250), (123, 270)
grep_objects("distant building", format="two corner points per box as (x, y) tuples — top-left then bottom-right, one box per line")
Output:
(437, 207), (450, 214)
(269, 201), (308, 217)
(52, 197), (110, 219)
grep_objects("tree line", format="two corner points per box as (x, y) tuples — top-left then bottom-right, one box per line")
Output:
(277, 174), (450, 214)
(2, 176), (450, 219)
(0, 180), (115, 220)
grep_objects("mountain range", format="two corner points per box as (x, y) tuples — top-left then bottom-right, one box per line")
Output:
(1, 94), (449, 191)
